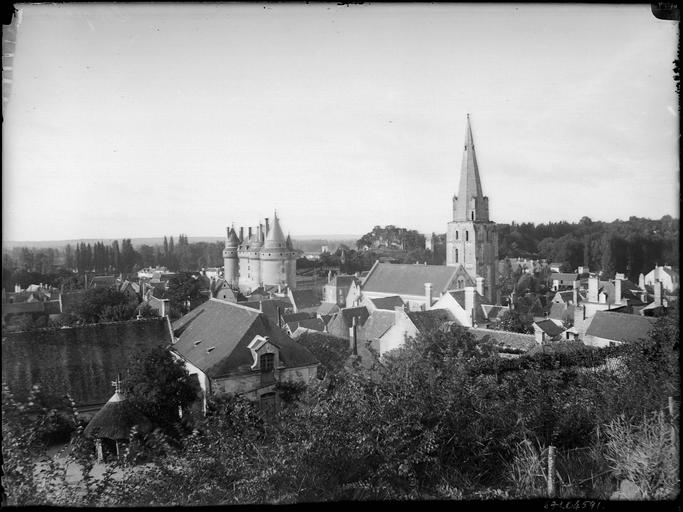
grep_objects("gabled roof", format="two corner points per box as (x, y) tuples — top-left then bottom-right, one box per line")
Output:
(481, 304), (507, 320)
(553, 291), (575, 303)
(445, 289), (488, 324)
(289, 289), (320, 310)
(317, 302), (341, 316)
(240, 298), (292, 324)
(362, 262), (459, 297)
(292, 318), (326, 333)
(282, 312), (315, 323)
(263, 213), (287, 250)
(89, 275), (118, 289)
(549, 302), (575, 321)
(341, 306), (370, 326)
(585, 311), (657, 344)
(2, 318), (173, 406)
(405, 309), (455, 334)
(172, 299), (318, 379)
(368, 295), (405, 311)
(468, 327), (537, 352)
(83, 391), (152, 440)
(535, 319), (565, 337)
(331, 275), (359, 288)
(357, 309), (396, 342)
(550, 273), (578, 282)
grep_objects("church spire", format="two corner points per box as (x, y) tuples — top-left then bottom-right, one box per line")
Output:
(453, 114), (488, 222)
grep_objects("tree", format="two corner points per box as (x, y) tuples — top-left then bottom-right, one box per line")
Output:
(496, 309), (533, 334)
(124, 345), (198, 434)
(72, 288), (131, 324)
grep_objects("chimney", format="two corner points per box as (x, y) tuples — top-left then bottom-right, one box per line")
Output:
(265, 218), (270, 235)
(475, 277), (484, 297)
(464, 286), (475, 327)
(248, 227), (253, 240)
(588, 276), (598, 303)
(349, 316), (358, 354)
(160, 298), (169, 318)
(424, 282), (433, 309)
(654, 281), (663, 307)
(277, 306), (282, 327)
(259, 300), (263, 312)
(638, 273), (645, 290)
(14, 283), (20, 293)
(572, 287), (578, 305)
(239, 227), (244, 242)
(614, 278), (622, 305)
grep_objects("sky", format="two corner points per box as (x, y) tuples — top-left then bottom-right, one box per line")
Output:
(2, 3), (679, 242)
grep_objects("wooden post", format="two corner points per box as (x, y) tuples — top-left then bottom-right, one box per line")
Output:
(669, 397), (678, 456)
(96, 438), (103, 462)
(115, 440), (120, 459)
(547, 445), (556, 498)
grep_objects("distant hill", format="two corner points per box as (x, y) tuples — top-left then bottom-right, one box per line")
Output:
(2, 235), (362, 251)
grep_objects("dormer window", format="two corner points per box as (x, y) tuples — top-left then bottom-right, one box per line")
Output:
(206, 346), (215, 353)
(260, 353), (274, 373)
(193, 340), (202, 346)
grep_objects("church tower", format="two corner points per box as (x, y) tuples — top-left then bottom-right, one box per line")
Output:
(446, 115), (498, 302)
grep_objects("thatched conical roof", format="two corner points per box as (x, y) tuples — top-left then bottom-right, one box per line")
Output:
(83, 391), (152, 440)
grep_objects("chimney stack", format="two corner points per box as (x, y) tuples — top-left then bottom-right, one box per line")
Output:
(160, 298), (169, 318)
(248, 227), (253, 240)
(614, 278), (622, 305)
(464, 286), (475, 327)
(588, 276), (599, 303)
(639, 273), (645, 290)
(475, 277), (484, 297)
(424, 282), (433, 309)
(349, 316), (358, 354)
(654, 281), (663, 307)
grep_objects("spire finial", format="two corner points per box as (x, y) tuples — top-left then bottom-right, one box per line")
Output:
(111, 373), (122, 394)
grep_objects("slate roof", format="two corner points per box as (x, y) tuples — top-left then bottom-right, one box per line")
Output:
(317, 302), (341, 316)
(172, 299), (318, 379)
(326, 307), (370, 339)
(406, 309), (455, 334)
(89, 275), (118, 289)
(59, 290), (86, 313)
(83, 392), (152, 440)
(585, 311), (657, 344)
(481, 304), (507, 320)
(282, 312), (315, 323)
(290, 289), (321, 310)
(2, 318), (173, 406)
(553, 291), (575, 303)
(290, 318), (326, 333)
(357, 309), (396, 342)
(446, 290), (488, 324)
(369, 295), (405, 311)
(468, 327), (537, 352)
(535, 319), (565, 337)
(362, 263), (459, 296)
(240, 299), (292, 324)
(550, 273), (578, 283)
(549, 302), (575, 321)
(332, 275), (359, 288)
(341, 306), (370, 326)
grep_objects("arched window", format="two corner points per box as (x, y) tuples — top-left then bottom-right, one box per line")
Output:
(471, 211), (474, 220)
(465, 231), (469, 242)
(455, 249), (459, 263)
(456, 231), (459, 240)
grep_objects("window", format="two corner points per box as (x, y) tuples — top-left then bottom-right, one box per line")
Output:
(456, 231), (459, 240)
(471, 211), (474, 220)
(260, 353), (274, 373)
(465, 231), (469, 242)
(455, 249), (459, 263)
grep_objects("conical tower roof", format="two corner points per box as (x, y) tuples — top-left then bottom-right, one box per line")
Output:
(454, 114), (487, 221)
(285, 233), (293, 250)
(226, 227), (240, 248)
(263, 212), (286, 250)
(83, 381), (152, 440)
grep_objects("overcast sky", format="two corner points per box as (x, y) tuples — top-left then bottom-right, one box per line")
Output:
(2, 3), (679, 242)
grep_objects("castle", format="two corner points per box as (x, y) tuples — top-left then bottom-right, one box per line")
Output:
(223, 212), (297, 293)
(446, 114), (498, 303)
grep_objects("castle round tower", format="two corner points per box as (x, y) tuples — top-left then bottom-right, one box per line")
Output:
(260, 213), (288, 287)
(222, 226), (240, 286)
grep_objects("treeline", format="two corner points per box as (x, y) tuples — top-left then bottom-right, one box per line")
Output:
(497, 215), (678, 277)
(2, 235), (226, 277)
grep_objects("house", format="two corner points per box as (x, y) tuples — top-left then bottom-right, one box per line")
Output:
(357, 261), (469, 311)
(467, 328), (538, 357)
(550, 273), (579, 291)
(376, 307), (456, 357)
(88, 275), (119, 290)
(316, 302), (341, 316)
(287, 288), (321, 314)
(171, 298), (319, 412)
(429, 287), (502, 328)
(1, 317), (174, 416)
(643, 265), (679, 293)
(118, 280), (141, 304)
(323, 273), (361, 307)
(355, 309), (395, 347)
(532, 318), (567, 343)
(549, 302), (576, 326)
(326, 306), (371, 340)
(582, 310), (658, 348)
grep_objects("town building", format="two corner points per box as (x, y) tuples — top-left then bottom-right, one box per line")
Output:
(583, 310), (658, 348)
(223, 212), (298, 293)
(643, 265), (679, 293)
(171, 298), (319, 412)
(445, 114), (498, 303)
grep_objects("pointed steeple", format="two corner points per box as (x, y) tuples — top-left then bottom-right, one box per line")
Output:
(226, 227), (240, 248)
(453, 114), (488, 222)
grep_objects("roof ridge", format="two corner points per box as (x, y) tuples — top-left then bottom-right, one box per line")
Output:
(210, 296), (263, 314)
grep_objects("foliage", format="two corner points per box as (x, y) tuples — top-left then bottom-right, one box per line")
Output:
(295, 331), (351, 379)
(604, 411), (679, 499)
(357, 225), (425, 252)
(123, 346), (198, 436)
(166, 274), (207, 319)
(71, 288), (133, 324)
(496, 309), (533, 334)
